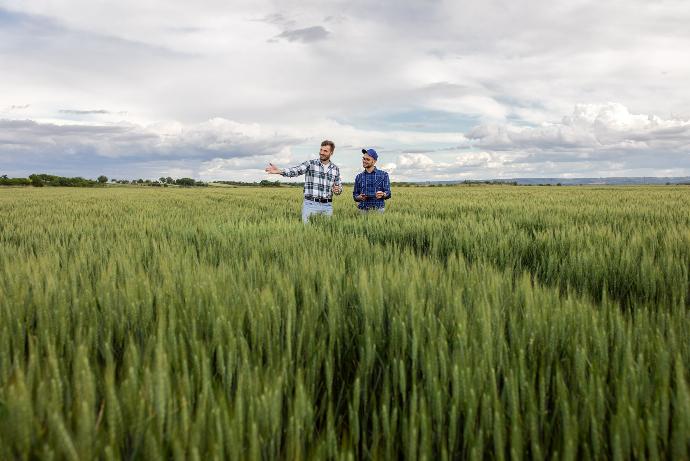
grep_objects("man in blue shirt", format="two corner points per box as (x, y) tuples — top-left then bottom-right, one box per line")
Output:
(353, 148), (391, 213)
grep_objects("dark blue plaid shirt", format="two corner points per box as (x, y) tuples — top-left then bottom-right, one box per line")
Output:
(353, 168), (391, 209)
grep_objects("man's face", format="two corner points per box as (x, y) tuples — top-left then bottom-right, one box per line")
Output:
(319, 145), (333, 161)
(362, 154), (376, 169)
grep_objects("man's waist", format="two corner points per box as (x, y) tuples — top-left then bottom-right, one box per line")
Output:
(359, 196), (385, 202)
(304, 195), (332, 203)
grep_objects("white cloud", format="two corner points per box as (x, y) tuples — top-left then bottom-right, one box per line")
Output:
(398, 153), (435, 169)
(197, 146), (295, 180)
(385, 103), (690, 180)
(0, 117), (300, 159)
(468, 103), (690, 153)
(454, 152), (495, 168)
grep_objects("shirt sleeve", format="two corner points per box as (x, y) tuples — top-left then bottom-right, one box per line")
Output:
(281, 160), (310, 178)
(334, 167), (342, 195)
(353, 174), (361, 201)
(383, 172), (391, 199)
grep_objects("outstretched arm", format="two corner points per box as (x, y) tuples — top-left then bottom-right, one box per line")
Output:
(265, 163), (283, 174)
(266, 161), (310, 177)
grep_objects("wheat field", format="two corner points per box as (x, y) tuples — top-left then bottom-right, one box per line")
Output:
(0, 186), (688, 460)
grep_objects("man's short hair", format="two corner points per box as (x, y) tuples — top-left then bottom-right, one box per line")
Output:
(321, 140), (335, 153)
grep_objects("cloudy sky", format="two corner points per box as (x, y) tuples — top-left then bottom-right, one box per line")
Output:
(2, 0), (690, 181)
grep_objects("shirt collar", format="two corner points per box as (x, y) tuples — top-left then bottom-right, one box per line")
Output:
(319, 159), (334, 170)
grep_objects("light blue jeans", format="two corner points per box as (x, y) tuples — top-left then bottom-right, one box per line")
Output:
(302, 199), (333, 223)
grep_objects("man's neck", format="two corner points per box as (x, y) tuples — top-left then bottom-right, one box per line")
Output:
(320, 158), (331, 166)
(365, 166), (376, 173)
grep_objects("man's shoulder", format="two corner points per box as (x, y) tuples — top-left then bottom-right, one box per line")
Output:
(309, 159), (340, 169)
(298, 159), (318, 170)
(325, 162), (340, 175)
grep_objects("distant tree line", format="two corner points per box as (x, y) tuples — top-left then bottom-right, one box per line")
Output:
(0, 174), (101, 187)
(111, 177), (208, 187)
(462, 180), (519, 186)
(0, 174), (208, 187)
(0, 176), (528, 188)
(0, 175), (31, 186)
(213, 180), (301, 187)
(1, 174), (102, 187)
(388, 180), (519, 187)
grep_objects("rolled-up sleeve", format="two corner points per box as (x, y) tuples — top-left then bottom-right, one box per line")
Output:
(282, 161), (310, 178)
(383, 172), (391, 199)
(353, 174), (362, 201)
(334, 167), (342, 195)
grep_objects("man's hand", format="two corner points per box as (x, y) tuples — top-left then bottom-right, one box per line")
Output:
(356, 193), (367, 201)
(332, 184), (342, 194)
(375, 191), (386, 199)
(265, 163), (282, 174)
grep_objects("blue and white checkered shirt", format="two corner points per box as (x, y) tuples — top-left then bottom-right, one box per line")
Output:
(353, 168), (391, 209)
(281, 159), (342, 200)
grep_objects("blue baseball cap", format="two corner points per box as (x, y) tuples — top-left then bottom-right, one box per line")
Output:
(361, 148), (378, 160)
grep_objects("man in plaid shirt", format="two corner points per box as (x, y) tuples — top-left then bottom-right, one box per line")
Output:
(265, 140), (342, 223)
(354, 148), (391, 213)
